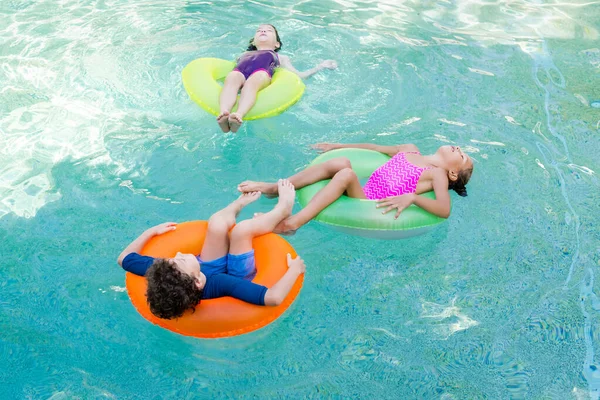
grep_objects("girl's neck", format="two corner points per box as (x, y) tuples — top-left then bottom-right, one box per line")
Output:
(255, 45), (275, 51)
(422, 154), (446, 169)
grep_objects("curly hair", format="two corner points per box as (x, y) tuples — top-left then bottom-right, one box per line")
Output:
(146, 258), (203, 320)
(246, 24), (282, 52)
(449, 166), (473, 197)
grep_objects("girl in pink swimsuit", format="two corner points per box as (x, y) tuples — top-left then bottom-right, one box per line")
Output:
(237, 142), (474, 234)
(216, 24), (338, 133)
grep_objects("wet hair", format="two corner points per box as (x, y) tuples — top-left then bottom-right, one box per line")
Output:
(246, 24), (282, 52)
(449, 167), (473, 197)
(146, 258), (203, 320)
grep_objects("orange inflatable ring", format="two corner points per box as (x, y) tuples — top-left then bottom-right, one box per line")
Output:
(125, 220), (304, 338)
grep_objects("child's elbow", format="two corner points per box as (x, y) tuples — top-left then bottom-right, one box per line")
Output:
(264, 291), (283, 306)
(440, 208), (450, 219)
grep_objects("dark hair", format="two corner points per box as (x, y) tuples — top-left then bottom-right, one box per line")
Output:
(449, 167), (473, 197)
(246, 24), (282, 52)
(146, 258), (203, 320)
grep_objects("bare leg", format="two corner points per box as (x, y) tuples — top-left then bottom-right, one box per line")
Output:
(275, 168), (366, 234)
(199, 191), (261, 261)
(229, 71), (271, 133)
(229, 179), (295, 254)
(238, 157), (352, 196)
(218, 71), (245, 133)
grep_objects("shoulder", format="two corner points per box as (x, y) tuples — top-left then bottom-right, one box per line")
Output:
(391, 144), (419, 155)
(202, 274), (239, 297)
(431, 167), (450, 184)
(421, 166), (448, 181)
(398, 144), (419, 153)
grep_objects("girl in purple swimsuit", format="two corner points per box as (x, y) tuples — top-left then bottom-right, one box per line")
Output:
(237, 142), (474, 234)
(217, 24), (338, 133)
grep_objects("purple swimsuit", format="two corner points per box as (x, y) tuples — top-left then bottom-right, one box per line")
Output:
(362, 152), (431, 200)
(234, 50), (280, 79)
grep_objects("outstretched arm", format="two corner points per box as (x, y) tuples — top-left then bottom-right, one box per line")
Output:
(312, 142), (419, 157)
(264, 254), (306, 306)
(376, 169), (452, 219)
(117, 222), (177, 266)
(279, 55), (337, 79)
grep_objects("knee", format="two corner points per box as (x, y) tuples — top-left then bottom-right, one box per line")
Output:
(329, 157), (352, 172)
(335, 167), (357, 182)
(240, 80), (262, 93)
(239, 84), (254, 94)
(230, 220), (254, 242)
(207, 214), (232, 235)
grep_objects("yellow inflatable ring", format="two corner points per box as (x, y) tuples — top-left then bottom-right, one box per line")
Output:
(125, 221), (304, 338)
(182, 58), (305, 120)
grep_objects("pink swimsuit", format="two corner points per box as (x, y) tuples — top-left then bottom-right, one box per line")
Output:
(362, 152), (430, 200)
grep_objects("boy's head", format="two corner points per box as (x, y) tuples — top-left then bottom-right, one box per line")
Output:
(146, 253), (206, 319)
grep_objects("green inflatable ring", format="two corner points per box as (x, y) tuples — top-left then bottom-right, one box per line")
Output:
(182, 58), (305, 120)
(297, 148), (448, 239)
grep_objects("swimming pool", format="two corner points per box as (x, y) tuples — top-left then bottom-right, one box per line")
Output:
(1, 0), (599, 398)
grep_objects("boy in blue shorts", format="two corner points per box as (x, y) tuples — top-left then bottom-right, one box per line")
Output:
(117, 179), (305, 320)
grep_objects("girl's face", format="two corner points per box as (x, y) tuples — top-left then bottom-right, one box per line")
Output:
(437, 145), (473, 173)
(253, 24), (280, 50)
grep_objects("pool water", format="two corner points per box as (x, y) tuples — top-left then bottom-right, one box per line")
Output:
(1, 0), (600, 398)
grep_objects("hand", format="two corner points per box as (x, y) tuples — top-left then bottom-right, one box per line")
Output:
(152, 222), (177, 235)
(320, 60), (337, 70)
(311, 143), (339, 153)
(287, 253), (306, 274)
(376, 194), (415, 219)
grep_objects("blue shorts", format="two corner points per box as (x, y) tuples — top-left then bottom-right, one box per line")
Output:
(198, 250), (256, 281)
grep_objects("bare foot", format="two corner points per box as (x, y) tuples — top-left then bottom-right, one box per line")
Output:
(217, 111), (230, 132)
(238, 181), (278, 197)
(228, 113), (243, 133)
(233, 191), (261, 208)
(275, 179), (295, 218)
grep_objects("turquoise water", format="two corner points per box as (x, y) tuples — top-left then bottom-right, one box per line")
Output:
(1, 0), (600, 398)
